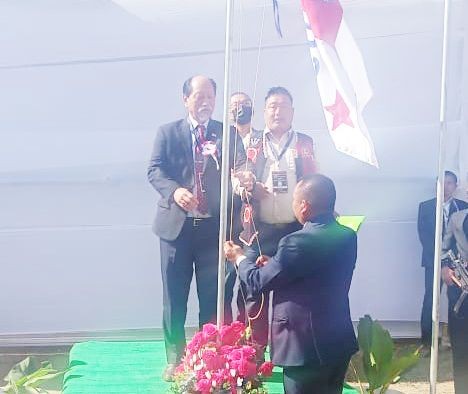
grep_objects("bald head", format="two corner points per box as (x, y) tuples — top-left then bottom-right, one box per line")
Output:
(293, 174), (336, 224)
(183, 75), (217, 123)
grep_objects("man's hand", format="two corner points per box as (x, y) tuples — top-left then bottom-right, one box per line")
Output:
(255, 255), (270, 267)
(173, 187), (198, 212)
(235, 171), (256, 192)
(224, 241), (244, 263)
(252, 182), (270, 200)
(442, 266), (456, 286)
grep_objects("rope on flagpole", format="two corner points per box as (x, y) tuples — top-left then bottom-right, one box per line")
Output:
(217, 0), (235, 329)
(226, 0), (268, 333)
(429, 0), (452, 392)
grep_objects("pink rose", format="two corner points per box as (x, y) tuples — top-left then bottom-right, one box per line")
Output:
(220, 345), (234, 355)
(230, 321), (246, 336)
(241, 345), (256, 359)
(201, 349), (223, 370)
(195, 378), (212, 393)
(258, 361), (274, 377)
(228, 348), (243, 361)
(238, 359), (257, 377)
(187, 331), (203, 353)
(202, 323), (218, 341)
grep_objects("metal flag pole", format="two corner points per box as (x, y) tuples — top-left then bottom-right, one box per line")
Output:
(429, 0), (451, 392)
(217, 0), (235, 328)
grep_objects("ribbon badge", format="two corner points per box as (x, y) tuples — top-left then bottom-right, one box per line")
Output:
(246, 147), (258, 163)
(201, 141), (220, 170)
(243, 204), (253, 223)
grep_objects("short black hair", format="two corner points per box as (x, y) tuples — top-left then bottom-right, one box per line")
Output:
(183, 76), (217, 97)
(265, 86), (293, 105)
(230, 91), (252, 102)
(297, 174), (336, 213)
(445, 170), (458, 183)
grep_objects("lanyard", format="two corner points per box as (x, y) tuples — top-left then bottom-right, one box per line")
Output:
(265, 131), (294, 163)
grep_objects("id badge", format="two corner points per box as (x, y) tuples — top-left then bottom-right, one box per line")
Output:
(272, 170), (288, 193)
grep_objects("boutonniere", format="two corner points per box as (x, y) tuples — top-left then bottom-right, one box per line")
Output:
(246, 147), (258, 163)
(201, 141), (220, 170)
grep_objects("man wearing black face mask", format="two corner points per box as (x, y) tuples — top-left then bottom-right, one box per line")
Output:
(225, 92), (264, 338)
(229, 92), (258, 149)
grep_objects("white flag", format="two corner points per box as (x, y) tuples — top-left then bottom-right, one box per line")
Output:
(301, 0), (379, 167)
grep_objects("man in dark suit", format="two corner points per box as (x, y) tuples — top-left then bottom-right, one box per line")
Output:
(148, 75), (249, 380)
(225, 174), (358, 394)
(231, 87), (318, 361)
(417, 170), (468, 347)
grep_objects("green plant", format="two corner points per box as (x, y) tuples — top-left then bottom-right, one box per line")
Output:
(357, 315), (421, 394)
(1, 356), (65, 394)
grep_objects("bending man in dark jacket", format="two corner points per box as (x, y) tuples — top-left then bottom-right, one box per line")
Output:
(224, 174), (358, 394)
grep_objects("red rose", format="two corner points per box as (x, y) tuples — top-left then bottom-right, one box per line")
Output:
(258, 361), (274, 377)
(220, 322), (245, 345)
(202, 323), (218, 341)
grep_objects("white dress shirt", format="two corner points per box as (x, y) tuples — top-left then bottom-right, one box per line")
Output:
(259, 128), (298, 224)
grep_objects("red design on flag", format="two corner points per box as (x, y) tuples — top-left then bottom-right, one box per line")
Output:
(301, 0), (343, 46)
(239, 203), (258, 246)
(301, 0), (378, 167)
(325, 91), (354, 130)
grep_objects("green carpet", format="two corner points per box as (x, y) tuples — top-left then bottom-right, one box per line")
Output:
(63, 341), (358, 393)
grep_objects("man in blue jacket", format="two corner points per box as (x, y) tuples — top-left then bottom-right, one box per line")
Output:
(224, 174), (358, 394)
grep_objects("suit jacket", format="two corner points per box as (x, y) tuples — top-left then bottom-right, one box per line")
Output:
(418, 198), (468, 267)
(148, 118), (246, 241)
(238, 213), (358, 367)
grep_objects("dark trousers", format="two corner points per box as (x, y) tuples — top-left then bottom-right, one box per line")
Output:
(159, 218), (219, 364)
(236, 221), (302, 350)
(283, 358), (350, 394)
(421, 265), (442, 346)
(448, 287), (468, 394)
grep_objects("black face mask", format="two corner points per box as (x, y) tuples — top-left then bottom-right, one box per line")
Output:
(232, 104), (253, 125)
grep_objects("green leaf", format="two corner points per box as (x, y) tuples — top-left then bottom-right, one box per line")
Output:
(357, 316), (421, 392)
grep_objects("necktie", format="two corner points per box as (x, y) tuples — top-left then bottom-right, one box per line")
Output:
(194, 125), (208, 215)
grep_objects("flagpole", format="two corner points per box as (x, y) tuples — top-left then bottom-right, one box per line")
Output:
(217, 0), (235, 328)
(429, 0), (451, 392)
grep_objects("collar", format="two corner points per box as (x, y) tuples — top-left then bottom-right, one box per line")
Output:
(188, 114), (209, 131)
(303, 212), (336, 227)
(263, 127), (293, 143)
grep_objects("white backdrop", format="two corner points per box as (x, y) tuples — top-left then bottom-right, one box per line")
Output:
(0, 0), (467, 339)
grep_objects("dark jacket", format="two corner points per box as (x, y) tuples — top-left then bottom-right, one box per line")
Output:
(418, 198), (468, 267)
(238, 213), (358, 367)
(148, 118), (246, 241)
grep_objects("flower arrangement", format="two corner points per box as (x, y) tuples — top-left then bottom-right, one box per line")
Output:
(169, 321), (274, 394)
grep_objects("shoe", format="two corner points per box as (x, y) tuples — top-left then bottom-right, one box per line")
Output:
(162, 364), (177, 382)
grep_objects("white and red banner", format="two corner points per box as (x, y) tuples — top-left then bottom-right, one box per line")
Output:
(301, 0), (379, 167)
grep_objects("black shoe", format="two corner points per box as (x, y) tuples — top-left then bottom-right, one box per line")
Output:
(162, 364), (177, 382)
